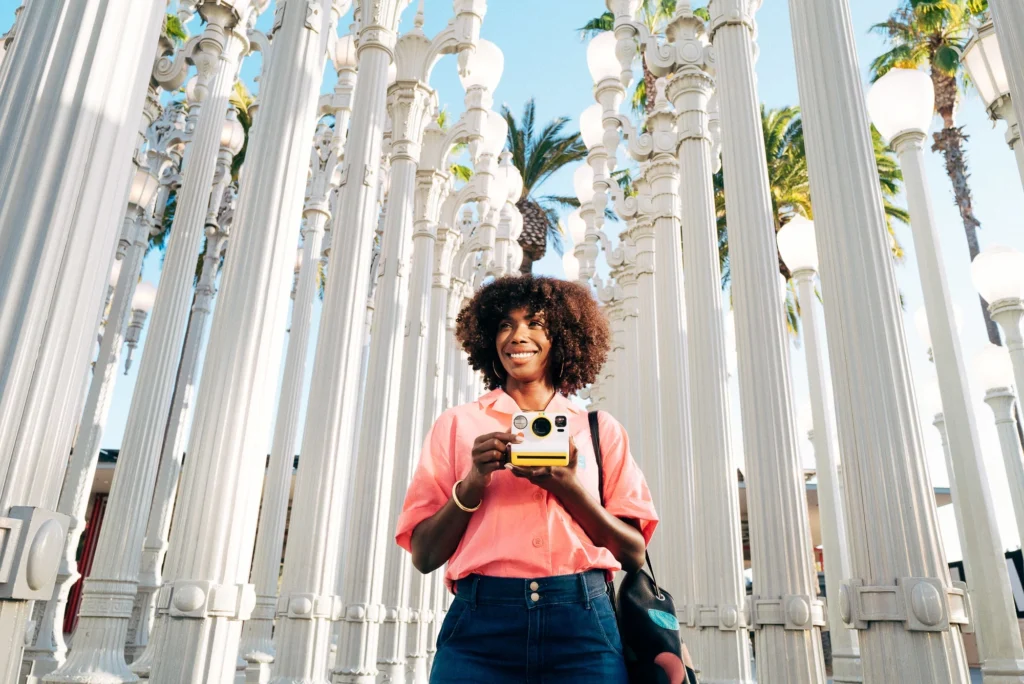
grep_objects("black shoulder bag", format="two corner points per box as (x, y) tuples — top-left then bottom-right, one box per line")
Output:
(589, 410), (697, 684)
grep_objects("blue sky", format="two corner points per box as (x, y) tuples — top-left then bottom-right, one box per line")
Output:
(6, 1), (1024, 559)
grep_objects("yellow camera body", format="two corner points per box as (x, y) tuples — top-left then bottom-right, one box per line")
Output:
(509, 411), (570, 467)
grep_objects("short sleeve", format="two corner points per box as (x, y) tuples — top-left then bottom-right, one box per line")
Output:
(395, 410), (457, 553)
(597, 411), (659, 545)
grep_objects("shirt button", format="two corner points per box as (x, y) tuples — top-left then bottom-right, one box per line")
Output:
(533, 491), (543, 501)
(532, 537), (543, 548)
(530, 592), (540, 602)
(530, 581), (539, 591)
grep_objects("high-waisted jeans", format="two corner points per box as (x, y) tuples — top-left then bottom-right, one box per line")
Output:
(429, 569), (629, 684)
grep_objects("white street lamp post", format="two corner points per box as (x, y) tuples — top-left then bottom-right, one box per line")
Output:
(706, 2), (827, 678)
(986, 0), (1024, 156)
(974, 343), (1024, 553)
(869, 66), (1024, 680)
(23, 163), (159, 679)
(0, 0), (163, 669)
(777, 216), (862, 683)
(789, 0), (973, 679)
(961, 20), (1024, 187)
(137, 0), (348, 678)
(45, 4), (262, 678)
(128, 111), (243, 666)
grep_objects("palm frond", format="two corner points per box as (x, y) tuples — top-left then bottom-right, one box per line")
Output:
(163, 13), (188, 45)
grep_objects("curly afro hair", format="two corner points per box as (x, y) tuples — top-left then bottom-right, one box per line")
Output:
(455, 275), (611, 396)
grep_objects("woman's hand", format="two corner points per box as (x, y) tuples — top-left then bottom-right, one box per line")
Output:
(508, 434), (580, 497)
(458, 431), (522, 508)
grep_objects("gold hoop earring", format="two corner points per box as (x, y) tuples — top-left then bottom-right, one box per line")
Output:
(492, 360), (506, 379)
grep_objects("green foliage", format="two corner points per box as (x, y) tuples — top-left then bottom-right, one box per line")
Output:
(163, 13), (188, 46)
(229, 81), (254, 180)
(503, 99), (589, 255)
(437, 106), (473, 182)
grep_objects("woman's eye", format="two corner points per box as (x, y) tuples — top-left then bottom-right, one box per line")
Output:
(530, 321), (544, 328)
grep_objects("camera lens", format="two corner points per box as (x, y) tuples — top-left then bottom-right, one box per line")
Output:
(531, 416), (552, 437)
(554, 416), (567, 428)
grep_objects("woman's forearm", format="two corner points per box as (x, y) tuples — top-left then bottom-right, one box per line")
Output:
(552, 479), (646, 572)
(409, 479), (484, 574)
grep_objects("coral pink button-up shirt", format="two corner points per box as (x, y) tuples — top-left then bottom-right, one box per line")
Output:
(395, 389), (658, 588)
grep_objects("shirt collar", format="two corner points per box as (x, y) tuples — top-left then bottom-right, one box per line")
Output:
(478, 388), (584, 416)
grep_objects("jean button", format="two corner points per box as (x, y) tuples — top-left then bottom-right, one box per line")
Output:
(530, 581), (539, 591)
(530, 592), (540, 602)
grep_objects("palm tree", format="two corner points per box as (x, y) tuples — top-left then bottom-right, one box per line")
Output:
(871, 0), (999, 343)
(714, 105), (907, 286)
(503, 99), (589, 274)
(163, 13), (188, 46)
(579, 1), (710, 116)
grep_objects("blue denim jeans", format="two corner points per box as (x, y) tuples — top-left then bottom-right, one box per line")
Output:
(429, 570), (629, 684)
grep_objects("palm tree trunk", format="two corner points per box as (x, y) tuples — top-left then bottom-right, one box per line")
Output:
(932, 125), (1002, 345)
(519, 253), (534, 275)
(643, 55), (657, 115)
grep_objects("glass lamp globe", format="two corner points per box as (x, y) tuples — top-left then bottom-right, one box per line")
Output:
(563, 252), (581, 281)
(580, 103), (605, 150)
(973, 343), (1014, 392)
(972, 245), (1024, 304)
(777, 214), (818, 274)
(459, 39), (504, 92)
(108, 259), (123, 287)
(480, 110), (509, 158)
(961, 21), (1009, 112)
(129, 166), (160, 209)
(132, 281), (158, 313)
(866, 68), (935, 143)
(920, 377), (944, 419)
(387, 61), (398, 86)
(587, 32), (620, 84)
(221, 114), (246, 155)
(567, 209), (587, 245)
(573, 164), (595, 205)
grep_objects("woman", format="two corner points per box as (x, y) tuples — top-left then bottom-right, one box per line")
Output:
(395, 275), (658, 683)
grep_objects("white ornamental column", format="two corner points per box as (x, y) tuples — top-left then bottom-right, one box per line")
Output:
(264, 2), (409, 681)
(24, 164), (159, 680)
(376, 108), (447, 684)
(875, 82), (1024, 676)
(613, 246), (643, 443)
(988, 0), (1024, 144)
(707, 1), (826, 679)
(141, 1), (346, 680)
(127, 220), (233, 666)
(983, 387), (1024, 547)
(639, 84), (697, 629)
(0, 0), (163, 673)
(45, 6), (259, 678)
(128, 112), (242, 665)
(779, 219), (862, 683)
(788, 0), (972, 680)
(238, 125), (340, 681)
(668, 52), (753, 683)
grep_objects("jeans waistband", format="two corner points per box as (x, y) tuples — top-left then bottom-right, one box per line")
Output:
(454, 570), (609, 609)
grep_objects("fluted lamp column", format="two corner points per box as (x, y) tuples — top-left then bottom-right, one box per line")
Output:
(961, 21), (1024, 188)
(974, 344), (1024, 563)
(138, 0), (346, 680)
(128, 110), (243, 666)
(789, 0), (973, 679)
(0, 0), (163, 674)
(777, 216), (862, 683)
(869, 67), (1024, 681)
(707, 1), (827, 679)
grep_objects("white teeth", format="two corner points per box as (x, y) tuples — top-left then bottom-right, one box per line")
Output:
(509, 352), (535, 359)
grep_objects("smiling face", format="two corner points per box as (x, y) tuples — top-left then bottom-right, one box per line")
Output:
(495, 307), (554, 387)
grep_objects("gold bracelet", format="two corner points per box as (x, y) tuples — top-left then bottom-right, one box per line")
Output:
(452, 479), (482, 513)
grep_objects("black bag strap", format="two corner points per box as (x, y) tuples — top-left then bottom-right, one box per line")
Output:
(588, 410), (660, 594)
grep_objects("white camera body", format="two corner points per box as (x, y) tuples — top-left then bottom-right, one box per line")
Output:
(509, 411), (570, 467)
